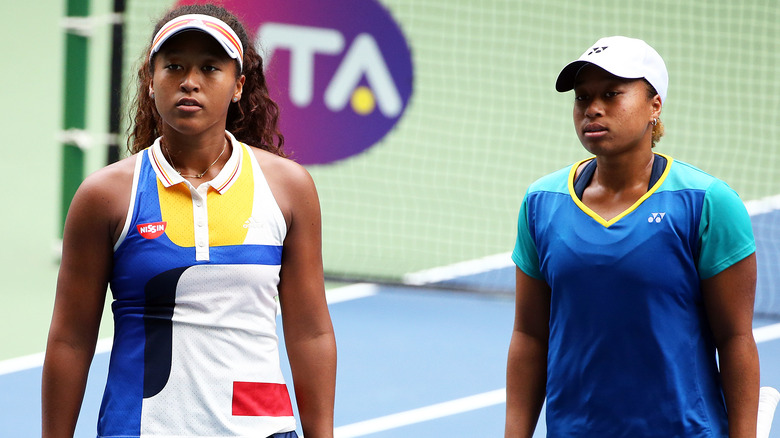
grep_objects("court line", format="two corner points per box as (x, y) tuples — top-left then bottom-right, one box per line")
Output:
(755, 323), (780, 344)
(3, 290), (780, 437)
(0, 351), (46, 376)
(3, 297), (779, 377)
(402, 252), (513, 285)
(326, 283), (379, 304)
(0, 284), (378, 376)
(403, 194), (780, 286)
(331, 323), (780, 437)
(0, 339), (112, 376)
(333, 389), (506, 438)
(9, 323), (776, 378)
(744, 194), (780, 216)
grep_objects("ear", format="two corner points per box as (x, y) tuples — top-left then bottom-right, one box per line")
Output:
(233, 75), (246, 102)
(650, 94), (662, 121)
(148, 81), (155, 99)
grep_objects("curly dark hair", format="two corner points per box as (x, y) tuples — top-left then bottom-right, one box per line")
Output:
(127, 3), (285, 157)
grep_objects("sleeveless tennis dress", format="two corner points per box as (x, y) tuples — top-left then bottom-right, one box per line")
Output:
(99, 132), (297, 437)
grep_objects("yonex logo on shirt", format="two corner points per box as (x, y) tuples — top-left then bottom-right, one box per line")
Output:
(648, 212), (666, 223)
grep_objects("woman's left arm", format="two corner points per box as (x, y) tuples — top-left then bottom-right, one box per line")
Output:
(276, 161), (336, 438)
(702, 253), (759, 438)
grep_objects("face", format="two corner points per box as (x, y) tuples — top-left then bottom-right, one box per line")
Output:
(150, 31), (244, 138)
(572, 65), (661, 157)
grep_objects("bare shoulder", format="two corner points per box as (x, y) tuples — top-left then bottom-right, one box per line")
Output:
(77, 154), (136, 203)
(69, 154), (138, 242)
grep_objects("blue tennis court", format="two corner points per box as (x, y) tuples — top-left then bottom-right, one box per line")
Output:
(3, 1), (779, 436)
(2, 282), (780, 437)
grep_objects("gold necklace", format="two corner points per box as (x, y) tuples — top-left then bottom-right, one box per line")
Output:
(164, 139), (227, 179)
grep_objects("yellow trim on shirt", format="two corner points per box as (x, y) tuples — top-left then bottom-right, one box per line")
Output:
(567, 153), (673, 228)
(158, 146), (254, 247)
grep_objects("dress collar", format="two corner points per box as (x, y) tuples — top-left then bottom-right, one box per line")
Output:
(149, 131), (243, 194)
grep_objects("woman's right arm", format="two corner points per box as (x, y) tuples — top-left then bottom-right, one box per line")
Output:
(505, 267), (551, 438)
(42, 163), (130, 437)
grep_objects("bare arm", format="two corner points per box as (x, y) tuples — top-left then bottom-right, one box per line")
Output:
(505, 267), (550, 438)
(274, 160), (336, 438)
(41, 166), (126, 437)
(702, 253), (759, 438)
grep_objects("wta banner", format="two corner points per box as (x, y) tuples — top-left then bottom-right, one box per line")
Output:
(181, 0), (414, 165)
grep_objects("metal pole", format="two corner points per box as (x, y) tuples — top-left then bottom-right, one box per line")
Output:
(107, 0), (125, 165)
(60, 0), (90, 235)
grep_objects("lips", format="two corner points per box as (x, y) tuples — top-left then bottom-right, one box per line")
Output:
(582, 123), (607, 138)
(176, 97), (202, 109)
(583, 123), (606, 133)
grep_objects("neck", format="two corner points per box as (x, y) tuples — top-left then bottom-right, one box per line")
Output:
(593, 148), (655, 193)
(161, 129), (231, 179)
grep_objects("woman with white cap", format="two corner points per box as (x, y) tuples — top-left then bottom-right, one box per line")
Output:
(42, 4), (335, 438)
(505, 36), (758, 437)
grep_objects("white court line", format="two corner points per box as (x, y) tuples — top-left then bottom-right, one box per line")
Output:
(333, 323), (780, 437)
(9, 323), (776, 377)
(0, 284), (378, 376)
(0, 338), (112, 376)
(6, 197), (777, 375)
(4, 296), (780, 437)
(326, 283), (379, 304)
(754, 323), (780, 344)
(402, 195), (780, 286)
(0, 351), (46, 376)
(745, 194), (780, 216)
(3, 296), (780, 377)
(334, 389), (506, 438)
(402, 252), (513, 285)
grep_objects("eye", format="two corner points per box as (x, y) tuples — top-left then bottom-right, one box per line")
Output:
(202, 65), (219, 72)
(574, 94), (588, 102)
(164, 64), (182, 71)
(605, 91), (620, 98)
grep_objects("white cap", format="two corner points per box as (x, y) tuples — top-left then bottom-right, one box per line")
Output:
(149, 14), (244, 72)
(555, 36), (668, 103)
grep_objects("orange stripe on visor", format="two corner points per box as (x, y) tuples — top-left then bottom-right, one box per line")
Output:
(149, 14), (244, 71)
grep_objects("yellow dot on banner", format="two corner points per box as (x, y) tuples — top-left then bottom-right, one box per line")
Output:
(351, 86), (376, 115)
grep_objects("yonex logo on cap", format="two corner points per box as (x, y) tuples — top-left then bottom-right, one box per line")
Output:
(556, 36), (668, 104)
(587, 46), (608, 55)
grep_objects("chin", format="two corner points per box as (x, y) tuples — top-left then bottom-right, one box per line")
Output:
(164, 121), (210, 137)
(580, 142), (619, 157)
(578, 139), (604, 156)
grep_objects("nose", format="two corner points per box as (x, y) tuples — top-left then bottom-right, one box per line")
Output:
(584, 98), (603, 118)
(180, 68), (200, 92)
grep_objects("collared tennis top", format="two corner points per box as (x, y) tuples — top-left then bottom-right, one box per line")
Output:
(102, 132), (296, 437)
